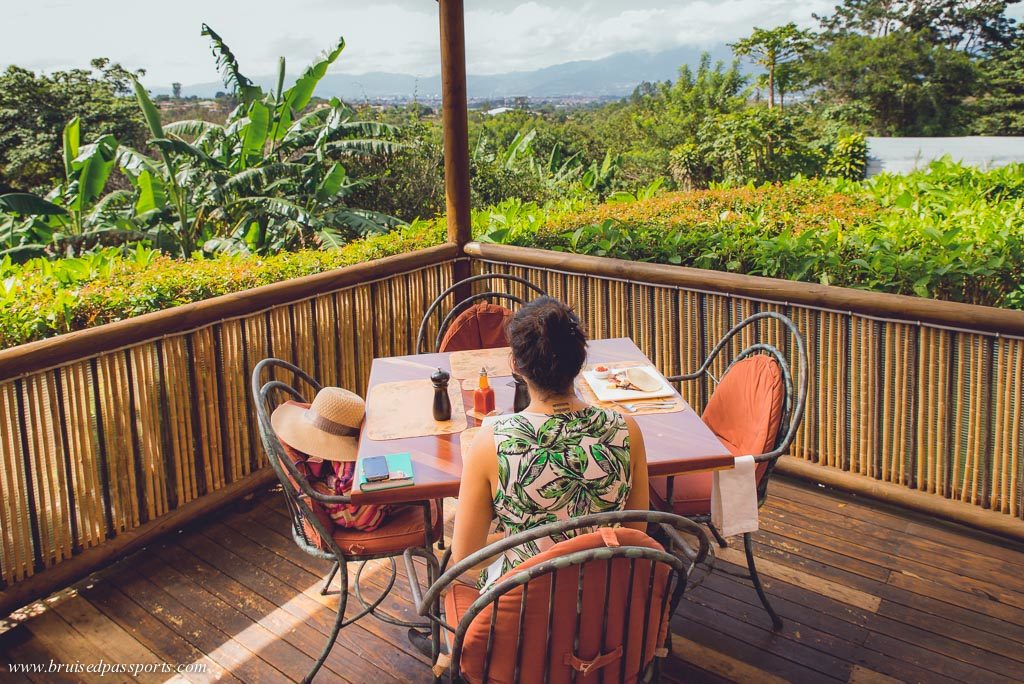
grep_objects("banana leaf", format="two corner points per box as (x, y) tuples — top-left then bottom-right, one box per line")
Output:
(149, 138), (225, 169)
(201, 24), (264, 104)
(274, 37), (346, 140)
(315, 163), (348, 202)
(70, 135), (118, 211)
(131, 77), (164, 139)
(241, 102), (270, 163)
(134, 170), (168, 214)
(62, 118), (80, 179)
(0, 193), (68, 216)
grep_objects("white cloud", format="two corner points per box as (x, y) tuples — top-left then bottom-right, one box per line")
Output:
(0, 0), (1020, 87)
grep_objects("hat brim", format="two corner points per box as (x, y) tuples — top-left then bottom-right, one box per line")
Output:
(271, 402), (359, 462)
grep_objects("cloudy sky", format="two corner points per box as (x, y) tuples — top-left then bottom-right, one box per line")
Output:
(2, 1), (1020, 87)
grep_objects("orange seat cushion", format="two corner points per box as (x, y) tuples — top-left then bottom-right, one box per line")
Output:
(445, 527), (671, 684)
(296, 498), (441, 556)
(650, 355), (784, 516)
(438, 302), (513, 353)
(330, 500), (442, 557)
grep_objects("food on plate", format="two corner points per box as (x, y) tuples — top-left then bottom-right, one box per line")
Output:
(593, 364), (611, 379)
(607, 367), (662, 393)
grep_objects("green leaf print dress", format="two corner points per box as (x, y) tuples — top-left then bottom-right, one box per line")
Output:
(479, 407), (632, 590)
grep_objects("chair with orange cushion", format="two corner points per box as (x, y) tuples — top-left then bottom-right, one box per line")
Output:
(252, 358), (444, 683)
(415, 274), (546, 354)
(404, 510), (710, 683)
(650, 312), (808, 630)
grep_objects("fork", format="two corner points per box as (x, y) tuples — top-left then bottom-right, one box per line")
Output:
(615, 401), (677, 412)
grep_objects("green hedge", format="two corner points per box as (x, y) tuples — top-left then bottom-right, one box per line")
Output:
(0, 221), (445, 349)
(3, 159), (1023, 352)
(480, 159), (1024, 310)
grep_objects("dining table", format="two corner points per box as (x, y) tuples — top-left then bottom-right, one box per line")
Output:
(351, 337), (734, 505)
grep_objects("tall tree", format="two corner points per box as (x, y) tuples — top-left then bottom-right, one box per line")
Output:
(805, 31), (978, 134)
(629, 54), (749, 150)
(970, 36), (1024, 133)
(0, 59), (147, 192)
(731, 23), (814, 109)
(816, 0), (1021, 53)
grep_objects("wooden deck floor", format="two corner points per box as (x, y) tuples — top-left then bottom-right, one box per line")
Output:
(2, 476), (1023, 683)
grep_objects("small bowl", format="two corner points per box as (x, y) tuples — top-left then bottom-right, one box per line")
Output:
(592, 365), (611, 379)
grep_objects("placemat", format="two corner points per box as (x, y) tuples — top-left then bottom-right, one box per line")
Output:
(365, 379), (467, 440)
(449, 346), (513, 380)
(578, 362), (688, 416)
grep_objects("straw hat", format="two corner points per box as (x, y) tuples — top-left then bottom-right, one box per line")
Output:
(271, 387), (365, 461)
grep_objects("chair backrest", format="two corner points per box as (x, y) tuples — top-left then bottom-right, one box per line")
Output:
(250, 358), (339, 558)
(415, 273), (545, 354)
(437, 301), (514, 353)
(450, 527), (683, 684)
(702, 355), (785, 475)
(671, 311), (808, 503)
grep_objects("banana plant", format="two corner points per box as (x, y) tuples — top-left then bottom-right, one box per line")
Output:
(119, 26), (402, 256)
(3, 25), (402, 260)
(580, 151), (622, 194)
(0, 117), (144, 257)
(214, 103), (403, 254)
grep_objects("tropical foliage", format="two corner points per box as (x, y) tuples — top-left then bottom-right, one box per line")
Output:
(485, 160), (1024, 309)
(0, 220), (443, 348)
(5, 160), (1023, 350)
(0, 26), (400, 260)
(3, 1), (1024, 350)
(0, 59), (147, 193)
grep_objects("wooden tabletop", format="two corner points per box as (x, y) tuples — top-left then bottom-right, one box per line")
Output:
(352, 337), (733, 504)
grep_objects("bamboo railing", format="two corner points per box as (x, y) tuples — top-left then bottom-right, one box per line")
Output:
(3, 237), (1024, 614)
(0, 245), (456, 613)
(466, 242), (1024, 536)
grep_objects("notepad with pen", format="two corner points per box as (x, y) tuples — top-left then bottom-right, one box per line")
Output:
(357, 452), (416, 492)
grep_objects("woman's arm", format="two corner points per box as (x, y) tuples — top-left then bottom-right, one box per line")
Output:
(623, 416), (650, 531)
(449, 425), (498, 567)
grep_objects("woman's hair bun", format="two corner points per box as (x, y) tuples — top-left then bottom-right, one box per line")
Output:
(506, 296), (588, 396)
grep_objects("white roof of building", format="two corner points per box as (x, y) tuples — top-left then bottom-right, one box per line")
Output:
(866, 137), (1024, 176)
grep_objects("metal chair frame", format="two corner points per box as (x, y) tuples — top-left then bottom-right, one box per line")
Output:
(414, 273), (546, 354)
(404, 510), (710, 683)
(662, 311), (808, 630)
(252, 358), (442, 683)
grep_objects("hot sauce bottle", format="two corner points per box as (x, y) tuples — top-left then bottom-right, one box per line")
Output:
(473, 367), (496, 415)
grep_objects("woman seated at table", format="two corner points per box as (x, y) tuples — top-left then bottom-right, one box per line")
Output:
(451, 296), (649, 590)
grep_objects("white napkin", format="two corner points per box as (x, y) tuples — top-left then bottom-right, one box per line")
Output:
(711, 455), (759, 537)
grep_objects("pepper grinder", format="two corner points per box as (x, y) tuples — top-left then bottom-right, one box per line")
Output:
(512, 373), (530, 412)
(431, 368), (452, 421)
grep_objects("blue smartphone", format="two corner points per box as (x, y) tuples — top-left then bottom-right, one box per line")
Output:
(362, 456), (390, 482)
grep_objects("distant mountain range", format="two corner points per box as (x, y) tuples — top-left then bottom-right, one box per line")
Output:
(158, 45), (733, 101)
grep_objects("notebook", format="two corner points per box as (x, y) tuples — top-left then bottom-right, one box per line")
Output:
(357, 452), (415, 492)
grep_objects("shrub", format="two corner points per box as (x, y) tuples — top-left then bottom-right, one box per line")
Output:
(824, 133), (868, 180)
(4, 160), (1022, 351)
(0, 220), (444, 349)
(487, 160), (1024, 309)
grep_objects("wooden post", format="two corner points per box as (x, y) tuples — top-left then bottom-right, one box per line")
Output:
(438, 0), (472, 293)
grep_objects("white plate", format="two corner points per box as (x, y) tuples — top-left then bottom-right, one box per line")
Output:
(581, 365), (676, 402)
